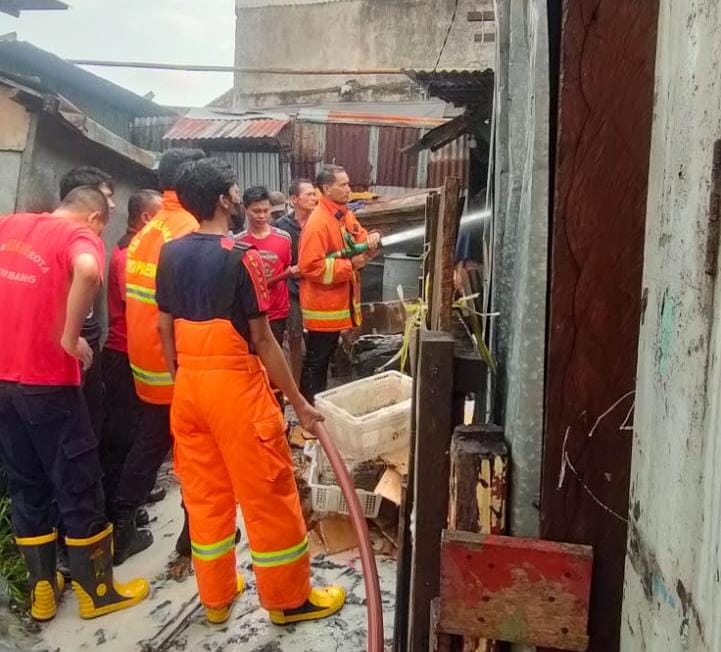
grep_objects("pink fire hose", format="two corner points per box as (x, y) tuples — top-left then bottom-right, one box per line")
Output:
(312, 421), (384, 652)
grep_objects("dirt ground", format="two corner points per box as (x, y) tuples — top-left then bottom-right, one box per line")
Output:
(0, 467), (396, 652)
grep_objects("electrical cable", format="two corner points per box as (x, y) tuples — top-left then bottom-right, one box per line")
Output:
(433, 0), (461, 72)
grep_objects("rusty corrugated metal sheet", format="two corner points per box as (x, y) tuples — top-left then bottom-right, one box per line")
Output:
(376, 127), (421, 188)
(291, 121), (324, 181)
(427, 134), (470, 187)
(324, 123), (371, 190)
(299, 107), (446, 129)
(163, 117), (289, 141)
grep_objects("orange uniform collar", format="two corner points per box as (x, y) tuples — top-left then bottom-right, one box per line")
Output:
(162, 190), (184, 212)
(319, 195), (349, 220)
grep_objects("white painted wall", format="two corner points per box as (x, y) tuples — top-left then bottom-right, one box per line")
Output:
(622, 2), (721, 650)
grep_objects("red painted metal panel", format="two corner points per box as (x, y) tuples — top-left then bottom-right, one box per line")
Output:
(376, 126), (421, 188)
(439, 531), (592, 651)
(324, 123), (371, 190)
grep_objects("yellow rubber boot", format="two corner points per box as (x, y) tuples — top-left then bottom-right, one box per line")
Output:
(66, 525), (150, 619)
(206, 575), (246, 625)
(15, 532), (65, 622)
(269, 585), (346, 625)
(205, 575), (245, 625)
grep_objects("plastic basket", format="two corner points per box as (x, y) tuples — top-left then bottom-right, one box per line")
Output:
(308, 446), (383, 519)
(314, 370), (412, 461)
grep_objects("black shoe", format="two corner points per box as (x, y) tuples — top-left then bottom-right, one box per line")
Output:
(144, 487), (166, 505)
(135, 508), (150, 527)
(113, 509), (153, 566)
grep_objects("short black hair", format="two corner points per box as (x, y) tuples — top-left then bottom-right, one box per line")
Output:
(242, 185), (270, 208)
(176, 158), (237, 222)
(59, 166), (113, 200)
(60, 185), (110, 223)
(316, 165), (346, 193)
(128, 189), (161, 227)
(158, 148), (206, 191)
(288, 178), (314, 197)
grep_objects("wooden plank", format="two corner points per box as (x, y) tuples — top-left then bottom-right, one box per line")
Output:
(467, 10), (495, 22)
(430, 177), (462, 332)
(407, 331), (455, 651)
(541, 1), (659, 650)
(439, 532), (593, 651)
(429, 598), (452, 652)
(448, 425), (507, 534)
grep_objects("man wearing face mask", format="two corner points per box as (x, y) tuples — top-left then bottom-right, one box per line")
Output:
(0, 187), (149, 622)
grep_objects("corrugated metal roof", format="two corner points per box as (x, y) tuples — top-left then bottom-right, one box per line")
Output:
(405, 68), (495, 108)
(0, 0), (67, 15)
(163, 117), (290, 142)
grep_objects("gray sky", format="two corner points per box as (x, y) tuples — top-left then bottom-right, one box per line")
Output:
(0, 0), (236, 107)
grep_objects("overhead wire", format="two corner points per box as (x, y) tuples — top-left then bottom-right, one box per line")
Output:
(433, 0), (461, 72)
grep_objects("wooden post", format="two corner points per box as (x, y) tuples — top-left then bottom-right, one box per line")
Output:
(423, 191), (441, 326)
(394, 327), (420, 651)
(430, 177), (462, 332)
(407, 330), (455, 652)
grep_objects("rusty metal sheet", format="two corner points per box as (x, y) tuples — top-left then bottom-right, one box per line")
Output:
(324, 123), (371, 190)
(439, 531), (593, 651)
(163, 117), (289, 141)
(290, 120), (325, 181)
(376, 126), (421, 188)
(427, 135), (470, 188)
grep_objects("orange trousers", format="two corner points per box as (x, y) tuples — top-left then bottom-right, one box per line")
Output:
(171, 360), (311, 610)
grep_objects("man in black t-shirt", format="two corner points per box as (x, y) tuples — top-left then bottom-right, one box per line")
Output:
(155, 158), (346, 626)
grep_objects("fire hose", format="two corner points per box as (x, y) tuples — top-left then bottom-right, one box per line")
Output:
(312, 421), (384, 652)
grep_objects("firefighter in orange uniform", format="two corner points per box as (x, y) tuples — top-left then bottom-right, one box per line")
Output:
(298, 165), (381, 401)
(155, 158), (346, 624)
(116, 148), (204, 563)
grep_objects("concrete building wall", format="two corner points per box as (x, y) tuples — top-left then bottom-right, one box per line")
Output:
(234, 0), (494, 108)
(621, 2), (721, 650)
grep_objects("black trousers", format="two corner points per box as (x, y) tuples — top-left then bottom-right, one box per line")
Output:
(99, 348), (143, 513)
(0, 382), (105, 538)
(81, 338), (104, 442)
(300, 331), (340, 403)
(113, 401), (171, 511)
(270, 318), (287, 347)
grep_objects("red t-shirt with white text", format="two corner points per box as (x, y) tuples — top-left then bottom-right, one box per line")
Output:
(237, 227), (292, 321)
(0, 213), (105, 386)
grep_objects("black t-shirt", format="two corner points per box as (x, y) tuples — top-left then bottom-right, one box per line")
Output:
(155, 233), (269, 345)
(273, 212), (302, 297)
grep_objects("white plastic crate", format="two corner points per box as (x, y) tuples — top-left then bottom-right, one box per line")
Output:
(308, 446), (383, 519)
(315, 370), (412, 461)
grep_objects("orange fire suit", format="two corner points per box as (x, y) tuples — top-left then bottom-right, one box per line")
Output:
(298, 195), (368, 332)
(126, 191), (198, 404)
(155, 234), (311, 610)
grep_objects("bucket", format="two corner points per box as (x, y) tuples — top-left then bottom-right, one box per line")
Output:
(382, 253), (423, 302)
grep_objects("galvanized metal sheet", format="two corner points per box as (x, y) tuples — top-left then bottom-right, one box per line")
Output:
(214, 151), (282, 191)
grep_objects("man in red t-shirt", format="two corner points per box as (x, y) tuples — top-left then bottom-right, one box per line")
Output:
(0, 187), (148, 622)
(101, 189), (161, 517)
(236, 186), (293, 346)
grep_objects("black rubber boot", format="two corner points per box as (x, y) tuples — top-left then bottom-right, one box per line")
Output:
(16, 532), (65, 621)
(175, 504), (191, 557)
(144, 486), (166, 504)
(66, 525), (149, 619)
(56, 539), (71, 582)
(112, 508), (153, 566)
(135, 508), (150, 527)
